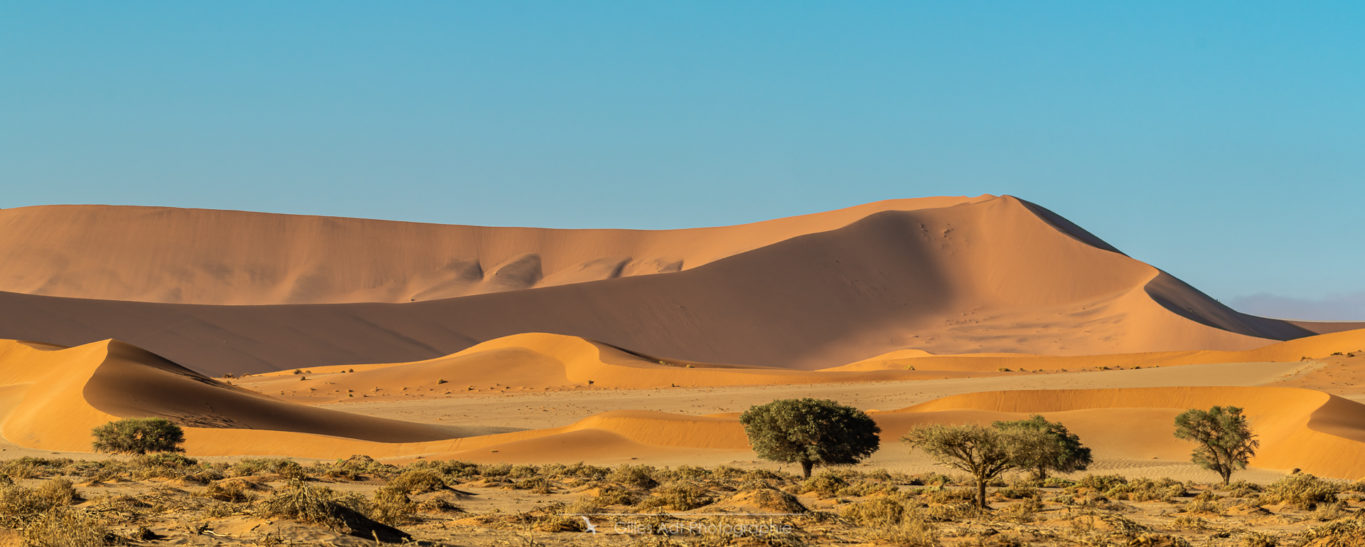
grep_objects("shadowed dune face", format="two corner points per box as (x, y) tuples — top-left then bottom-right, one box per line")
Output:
(0, 196), (1327, 375)
(0, 196), (984, 305)
(0, 339), (464, 453)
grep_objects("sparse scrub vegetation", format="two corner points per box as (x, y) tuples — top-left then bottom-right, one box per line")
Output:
(0, 455), (1353, 544)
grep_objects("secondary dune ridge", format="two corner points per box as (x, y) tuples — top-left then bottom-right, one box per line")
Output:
(5, 333), (1365, 478)
(236, 333), (945, 403)
(0, 339), (469, 454)
(0, 196), (1348, 376)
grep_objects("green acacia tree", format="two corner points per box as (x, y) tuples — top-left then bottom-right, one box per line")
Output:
(92, 418), (186, 455)
(1174, 406), (1258, 485)
(739, 398), (880, 478)
(904, 424), (1019, 509)
(993, 415), (1092, 481)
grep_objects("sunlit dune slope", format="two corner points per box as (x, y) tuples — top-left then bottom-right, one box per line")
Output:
(0, 196), (981, 305)
(236, 333), (933, 402)
(879, 387), (1365, 479)
(437, 385), (1365, 478)
(0, 339), (461, 453)
(4, 336), (1364, 478)
(0, 196), (1329, 375)
(830, 327), (1365, 372)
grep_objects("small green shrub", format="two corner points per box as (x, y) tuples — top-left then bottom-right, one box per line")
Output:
(91, 418), (185, 454)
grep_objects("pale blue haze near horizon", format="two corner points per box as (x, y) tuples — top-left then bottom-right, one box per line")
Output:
(1, 2), (1361, 319)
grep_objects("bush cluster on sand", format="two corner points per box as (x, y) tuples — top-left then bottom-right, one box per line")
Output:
(0, 454), (1359, 545)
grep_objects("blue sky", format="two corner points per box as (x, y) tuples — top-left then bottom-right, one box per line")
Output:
(2, 2), (1361, 319)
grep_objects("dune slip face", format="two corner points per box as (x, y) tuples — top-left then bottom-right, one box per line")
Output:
(0, 195), (1348, 377)
(0, 339), (467, 456)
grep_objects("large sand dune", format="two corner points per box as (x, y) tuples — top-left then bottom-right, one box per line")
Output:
(0, 196), (982, 305)
(883, 387), (1365, 479)
(0, 339), (467, 453)
(0, 196), (1340, 375)
(5, 335), (1365, 478)
(832, 327), (1365, 372)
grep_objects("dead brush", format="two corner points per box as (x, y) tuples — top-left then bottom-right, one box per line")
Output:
(260, 479), (411, 542)
(923, 501), (978, 522)
(871, 517), (938, 547)
(415, 491), (465, 513)
(740, 486), (807, 514)
(259, 479), (356, 529)
(840, 495), (910, 526)
(321, 454), (396, 481)
(229, 457), (308, 481)
(1104, 478), (1187, 502)
(18, 506), (110, 547)
(204, 478), (256, 503)
(371, 485), (419, 526)
(0, 478), (81, 526)
(999, 497), (1044, 523)
(387, 468), (449, 495)
(1259, 473), (1341, 510)
(799, 472), (849, 498)
(1181, 491), (1222, 515)
(608, 464), (659, 490)
(639, 481), (715, 511)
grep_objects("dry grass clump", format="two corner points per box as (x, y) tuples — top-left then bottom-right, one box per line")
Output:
(1181, 491), (1223, 515)
(371, 486), (418, 526)
(1105, 478), (1188, 502)
(744, 487), (808, 514)
(999, 497), (1044, 523)
(321, 454), (398, 481)
(204, 478), (257, 502)
(230, 457), (307, 480)
(0, 457), (76, 480)
(19, 506), (110, 547)
(259, 479), (355, 527)
(0, 478), (80, 524)
(1260, 473), (1341, 510)
(639, 481), (715, 511)
(799, 471), (848, 498)
(388, 468), (448, 495)
(841, 495), (912, 526)
(608, 464), (659, 490)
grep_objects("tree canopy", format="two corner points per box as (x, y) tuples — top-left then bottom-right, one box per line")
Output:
(1174, 406), (1258, 484)
(740, 398), (881, 478)
(993, 415), (1092, 480)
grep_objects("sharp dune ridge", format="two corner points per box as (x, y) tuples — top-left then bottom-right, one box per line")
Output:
(0, 195), (1350, 376)
(0, 195), (986, 305)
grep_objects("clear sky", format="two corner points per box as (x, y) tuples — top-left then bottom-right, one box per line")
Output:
(2, 2), (1361, 319)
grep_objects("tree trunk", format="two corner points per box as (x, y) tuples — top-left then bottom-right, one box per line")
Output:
(976, 477), (988, 509)
(1035, 466), (1047, 482)
(800, 460), (813, 479)
(1221, 468), (1231, 485)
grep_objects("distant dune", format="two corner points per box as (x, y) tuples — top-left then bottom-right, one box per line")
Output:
(0, 196), (979, 305)
(0, 195), (1347, 375)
